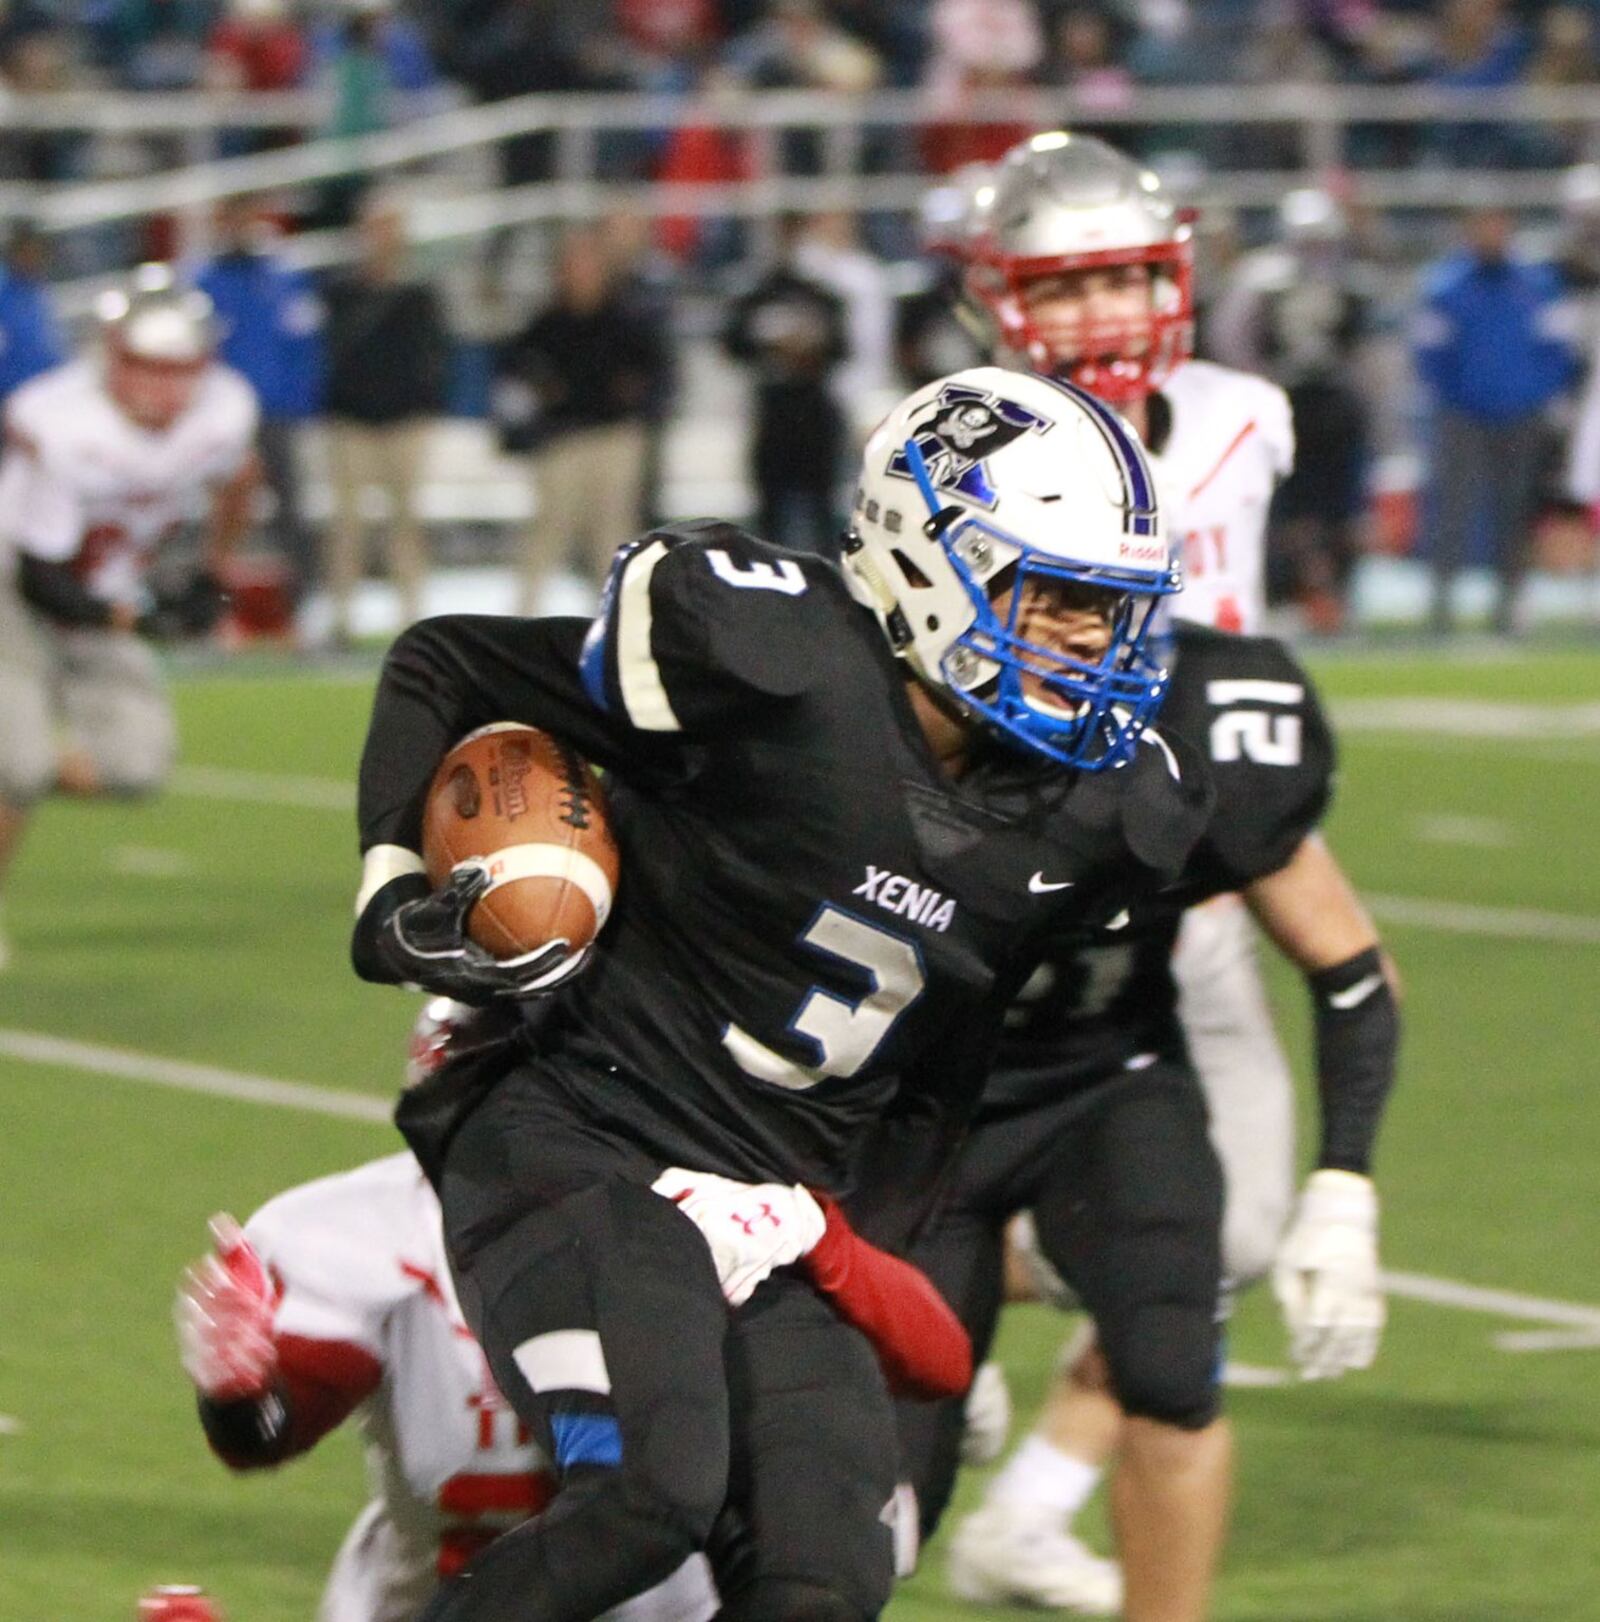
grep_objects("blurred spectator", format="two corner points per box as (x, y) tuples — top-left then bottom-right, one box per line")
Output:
(320, 196), (447, 645)
(95, 0), (217, 90)
(0, 224), (66, 404)
(791, 211), (898, 432)
(1041, 6), (1133, 108)
(920, 0), (1041, 172)
(493, 226), (670, 610)
(1563, 320), (1600, 519)
(599, 211), (681, 526)
(730, 0), (883, 91)
(194, 197), (324, 604)
(1421, 0), (1532, 169)
(1212, 188), (1378, 633)
(654, 63), (753, 266)
(204, 0), (305, 92)
(446, 0), (589, 186)
(0, 31), (80, 183)
(722, 214), (850, 554)
(309, 0), (442, 224)
(1413, 205), (1580, 635)
(727, 0), (883, 176)
(1524, 6), (1600, 164)
(896, 168), (992, 388)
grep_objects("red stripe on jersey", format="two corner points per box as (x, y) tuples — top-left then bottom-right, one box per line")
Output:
(438, 1470), (555, 1518)
(1187, 420), (1257, 503)
(276, 1335), (384, 1402)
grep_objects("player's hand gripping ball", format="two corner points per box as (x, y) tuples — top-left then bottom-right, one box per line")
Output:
(423, 724), (620, 961)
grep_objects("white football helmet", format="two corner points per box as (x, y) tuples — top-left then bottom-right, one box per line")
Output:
(97, 263), (218, 429)
(844, 366), (1178, 770)
(966, 131), (1194, 403)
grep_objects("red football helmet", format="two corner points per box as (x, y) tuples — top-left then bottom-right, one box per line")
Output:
(966, 132), (1194, 404)
(137, 1586), (222, 1622)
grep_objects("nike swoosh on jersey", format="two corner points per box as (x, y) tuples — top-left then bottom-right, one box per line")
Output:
(1328, 973), (1385, 1010)
(1028, 872), (1075, 893)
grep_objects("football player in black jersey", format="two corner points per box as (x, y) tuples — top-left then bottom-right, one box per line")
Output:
(899, 624), (1400, 1622)
(348, 366), (1212, 1622)
(895, 144), (1401, 1622)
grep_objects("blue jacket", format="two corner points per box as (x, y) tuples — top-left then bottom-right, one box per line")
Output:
(1413, 251), (1579, 422)
(195, 250), (324, 420)
(0, 270), (67, 404)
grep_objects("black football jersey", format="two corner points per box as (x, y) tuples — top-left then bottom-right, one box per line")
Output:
(358, 523), (1213, 1189)
(983, 621), (1334, 1112)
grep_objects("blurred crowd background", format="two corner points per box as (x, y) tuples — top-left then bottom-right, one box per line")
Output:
(5, 0), (1600, 642)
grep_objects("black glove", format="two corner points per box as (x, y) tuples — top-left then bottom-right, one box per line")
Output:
(138, 569), (229, 641)
(352, 865), (590, 1006)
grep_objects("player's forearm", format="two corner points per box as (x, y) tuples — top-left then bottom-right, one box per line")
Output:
(197, 1355), (372, 1471)
(357, 615), (589, 855)
(204, 455), (262, 565)
(1307, 946), (1400, 1175)
(804, 1196), (972, 1400)
(14, 554), (117, 628)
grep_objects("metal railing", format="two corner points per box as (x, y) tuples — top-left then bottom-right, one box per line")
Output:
(11, 82), (1600, 308)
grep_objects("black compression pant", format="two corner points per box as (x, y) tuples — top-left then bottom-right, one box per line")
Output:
(424, 1064), (896, 1621)
(900, 1059), (1226, 1541)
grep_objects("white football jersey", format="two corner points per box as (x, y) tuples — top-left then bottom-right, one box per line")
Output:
(0, 357), (257, 604)
(1151, 360), (1294, 635)
(245, 1154), (716, 1622)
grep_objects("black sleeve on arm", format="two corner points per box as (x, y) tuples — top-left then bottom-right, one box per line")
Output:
(197, 1387), (293, 1469)
(15, 554), (114, 628)
(1308, 945), (1399, 1175)
(357, 614), (649, 858)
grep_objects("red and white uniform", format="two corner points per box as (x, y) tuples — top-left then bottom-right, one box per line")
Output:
(0, 357), (257, 604)
(244, 1154), (717, 1622)
(1151, 358), (1298, 1287)
(1154, 359), (1294, 637)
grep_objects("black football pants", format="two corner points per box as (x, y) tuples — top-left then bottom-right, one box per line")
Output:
(899, 1058), (1226, 1541)
(421, 1064), (896, 1621)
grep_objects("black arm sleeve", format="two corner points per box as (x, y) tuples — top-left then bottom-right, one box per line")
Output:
(196, 1387), (293, 1469)
(1308, 946), (1400, 1175)
(15, 554), (114, 629)
(357, 614), (658, 858)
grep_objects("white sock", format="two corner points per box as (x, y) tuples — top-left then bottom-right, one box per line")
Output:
(987, 1434), (1104, 1523)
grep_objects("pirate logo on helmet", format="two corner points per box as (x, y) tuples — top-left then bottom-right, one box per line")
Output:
(888, 382), (1051, 511)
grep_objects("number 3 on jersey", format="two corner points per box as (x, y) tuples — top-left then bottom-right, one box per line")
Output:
(723, 907), (925, 1091)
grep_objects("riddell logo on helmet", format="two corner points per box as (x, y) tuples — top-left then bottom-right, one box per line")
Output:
(1119, 538), (1166, 563)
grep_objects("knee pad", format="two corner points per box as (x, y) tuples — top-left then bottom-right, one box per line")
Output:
(717, 1576), (873, 1622)
(1103, 1301), (1221, 1431)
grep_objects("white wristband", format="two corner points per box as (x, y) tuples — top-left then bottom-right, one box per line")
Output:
(355, 844), (426, 917)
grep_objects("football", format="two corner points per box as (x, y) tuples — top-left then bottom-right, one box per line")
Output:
(422, 722), (620, 961)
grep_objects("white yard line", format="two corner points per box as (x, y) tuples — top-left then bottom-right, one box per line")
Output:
(1365, 895), (1600, 946)
(1331, 698), (1600, 738)
(7, 1026), (1599, 1353)
(167, 764), (355, 812)
(0, 1029), (390, 1124)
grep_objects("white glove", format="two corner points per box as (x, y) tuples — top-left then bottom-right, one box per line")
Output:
(959, 1359), (1012, 1465)
(175, 1214), (278, 1401)
(1272, 1169), (1385, 1381)
(652, 1167), (826, 1307)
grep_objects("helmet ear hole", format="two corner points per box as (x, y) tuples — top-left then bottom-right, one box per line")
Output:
(891, 549), (934, 589)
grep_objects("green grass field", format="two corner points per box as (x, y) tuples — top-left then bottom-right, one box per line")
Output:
(3, 642), (1598, 1622)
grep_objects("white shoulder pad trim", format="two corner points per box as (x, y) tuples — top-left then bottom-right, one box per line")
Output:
(616, 538), (683, 733)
